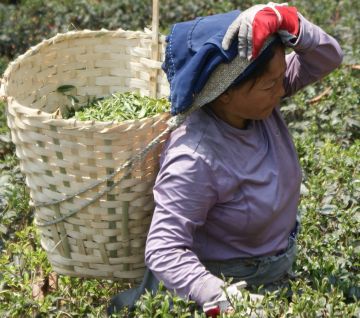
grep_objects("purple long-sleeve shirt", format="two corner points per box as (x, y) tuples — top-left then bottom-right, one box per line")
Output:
(145, 15), (343, 306)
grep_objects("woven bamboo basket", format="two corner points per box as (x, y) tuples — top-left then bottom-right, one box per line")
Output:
(0, 2), (172, 281)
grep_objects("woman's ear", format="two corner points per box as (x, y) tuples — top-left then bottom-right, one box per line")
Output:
(217, 88), (233, 104)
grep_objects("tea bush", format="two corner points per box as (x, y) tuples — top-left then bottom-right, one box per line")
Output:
(281, 66), (360, 144)
(1, 0), (359, 62)
(0, 0), (359, 317)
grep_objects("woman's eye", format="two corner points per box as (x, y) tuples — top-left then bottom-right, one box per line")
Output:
(264, 83), (275, 90)
(264, 74), (284, 90)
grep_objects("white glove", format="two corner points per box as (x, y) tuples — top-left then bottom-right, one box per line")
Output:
(203, 281), (265, 317)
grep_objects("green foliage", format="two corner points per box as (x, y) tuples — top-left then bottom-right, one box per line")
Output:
(58, 90), (170, 121)
(0, 0), (152, 59)
(0, 225), (127, 317)
(73, 92), (169, 121)
(0, 0), (359, 316)
(0, 97), (30, 246)
(295, 138), (360, 296)
(0, 56), (9, 76)
(0, 101), (8, 134)
(1, 0), (359, 63)
(0, 154), (30, 241)
(282, 66), (360, 144)
(0, 101), (23, 245)
(131, 282), (196, 318)
(292, 0), (360, 61)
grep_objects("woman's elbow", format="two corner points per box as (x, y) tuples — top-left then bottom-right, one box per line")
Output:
(321, 44), (344, 76)
(334, 45), (344, 68)
(330, 39), (345, 69)
(323, 37), (345, 70)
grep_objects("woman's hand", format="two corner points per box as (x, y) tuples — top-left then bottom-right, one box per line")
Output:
(203, 281), (264, 317)
(222, 2), (299, 60)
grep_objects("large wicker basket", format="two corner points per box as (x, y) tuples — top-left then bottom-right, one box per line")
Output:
(1, 17), (172, 281)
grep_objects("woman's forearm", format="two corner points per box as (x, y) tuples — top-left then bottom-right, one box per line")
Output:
(284, 14), (344, 97)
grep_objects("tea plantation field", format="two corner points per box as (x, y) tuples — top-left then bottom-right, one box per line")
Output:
(0, 0), (359, 317)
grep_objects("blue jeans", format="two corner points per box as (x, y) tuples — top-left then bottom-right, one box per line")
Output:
(203, 231), (298, 294)
(108, 221), (300, 315)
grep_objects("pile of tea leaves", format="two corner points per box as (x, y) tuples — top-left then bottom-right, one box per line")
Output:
(58, 87), (169, 122)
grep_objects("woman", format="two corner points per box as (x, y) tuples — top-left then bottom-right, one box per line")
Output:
(109, 3), (343, 316)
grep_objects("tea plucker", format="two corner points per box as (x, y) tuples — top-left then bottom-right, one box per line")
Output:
(110, 2), (343, 316)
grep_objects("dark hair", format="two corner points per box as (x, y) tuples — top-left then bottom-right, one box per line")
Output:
(229, 39), (284, 91)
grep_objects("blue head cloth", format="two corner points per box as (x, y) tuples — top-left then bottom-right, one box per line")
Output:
(162, 10), (280, 115)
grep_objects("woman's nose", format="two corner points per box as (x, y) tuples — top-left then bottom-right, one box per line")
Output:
(278, 83), (285, 97)
(274, 79), (285, 98)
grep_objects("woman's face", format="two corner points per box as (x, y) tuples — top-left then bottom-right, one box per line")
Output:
(210, 45), (287, 129)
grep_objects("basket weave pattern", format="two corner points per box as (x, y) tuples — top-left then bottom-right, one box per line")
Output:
(2, 29), (170, 281)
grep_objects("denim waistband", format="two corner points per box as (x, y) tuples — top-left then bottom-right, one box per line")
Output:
(204, 219), (300, 268)
(275, 219), (300, 256)
(290, 219), (300, 240)
(202, 224), (299, 287)
(203, 220), (300, 286)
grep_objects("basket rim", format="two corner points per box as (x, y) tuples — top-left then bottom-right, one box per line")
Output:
(2, 27), (165, 85)
(2, 27), (170, 131)
(7, 97), (171, 132)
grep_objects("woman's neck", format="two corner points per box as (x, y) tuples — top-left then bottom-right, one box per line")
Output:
(207, 103), (249, 129)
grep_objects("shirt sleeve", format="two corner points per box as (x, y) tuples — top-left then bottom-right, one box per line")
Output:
(284, 13), (344, 97)
(144, 151), (224, 306)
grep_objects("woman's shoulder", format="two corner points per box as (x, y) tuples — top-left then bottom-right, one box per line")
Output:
(163, 108), (218, 159)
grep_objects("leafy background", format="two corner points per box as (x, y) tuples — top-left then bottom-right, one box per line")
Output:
(0, 0), (359, 317)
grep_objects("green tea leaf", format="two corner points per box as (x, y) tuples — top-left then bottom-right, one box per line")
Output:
(71, 92), (169, 122)
(56, 85), (76, 93)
